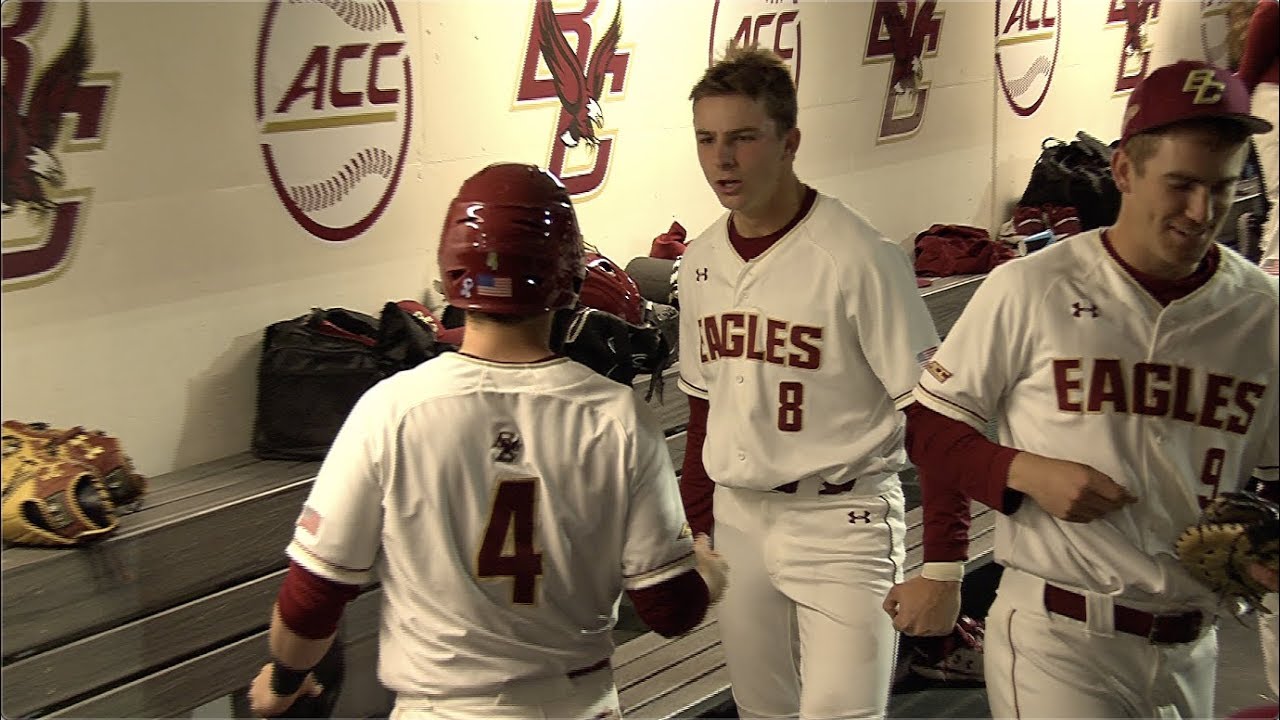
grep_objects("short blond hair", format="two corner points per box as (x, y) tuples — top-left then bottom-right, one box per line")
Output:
(689, 44), (797, 134)
(1122, 118), (1252, 174)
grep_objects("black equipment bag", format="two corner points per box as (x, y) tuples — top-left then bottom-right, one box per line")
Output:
(252, 303), (442, 460)
(1019, 131), (1120, 231)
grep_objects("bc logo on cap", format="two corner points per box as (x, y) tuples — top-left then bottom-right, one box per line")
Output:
(1183, 69), (1226, 105)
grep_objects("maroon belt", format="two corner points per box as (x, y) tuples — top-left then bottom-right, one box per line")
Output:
(1043, 584), (1204, 644)
(566, 657), (610, 679)
(772, 478), (858, 495)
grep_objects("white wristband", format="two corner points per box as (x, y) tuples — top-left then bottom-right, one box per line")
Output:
(921, 561), (965, 582)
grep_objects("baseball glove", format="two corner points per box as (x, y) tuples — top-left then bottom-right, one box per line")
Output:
(2, 421), (147, 547)
(1175, 491), (1279, 609)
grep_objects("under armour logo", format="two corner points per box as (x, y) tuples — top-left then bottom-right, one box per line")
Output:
(695, 268), (709, 282)
(491, 431), (522, 463)
(1072, 302), (1099, 318)
(848, 510), (872, 524)
(1183, 69), (1225, 105)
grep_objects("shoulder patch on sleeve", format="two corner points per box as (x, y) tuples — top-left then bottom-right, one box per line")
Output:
(924, 359), (953, 384)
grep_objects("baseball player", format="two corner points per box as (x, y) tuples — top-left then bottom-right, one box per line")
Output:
(905, 60), (1278, 718)
(677, 46), (942, 719)
(247, 163), (727, 720)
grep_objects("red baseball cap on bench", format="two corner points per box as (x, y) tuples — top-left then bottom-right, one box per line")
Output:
(1120, 59), (1272, 144)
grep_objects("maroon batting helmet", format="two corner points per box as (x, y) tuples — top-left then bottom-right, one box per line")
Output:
(439, 164), (585, 314)
(580, 251), (645, 325)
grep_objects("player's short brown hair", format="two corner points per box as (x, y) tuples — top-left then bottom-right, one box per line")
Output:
(466, 309), (543, 325)
(1123, 117), (1252, 174)
(689, 44), (797, 135)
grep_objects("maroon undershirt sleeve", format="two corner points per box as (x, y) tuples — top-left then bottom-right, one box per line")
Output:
(904, 403), (1023, 562)
(276, 560), (362, 640)
(625, 568), (710, 638)
(1237, 0), (1280, 91)
(679, 396), (715, 538)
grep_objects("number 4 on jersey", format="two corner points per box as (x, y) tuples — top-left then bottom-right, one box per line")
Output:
(477, 478), (544, 604)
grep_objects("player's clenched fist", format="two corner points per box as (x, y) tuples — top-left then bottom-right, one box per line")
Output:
(882, 576), (961, 637)
(694, 534), (729, 604)
(248, 662), (322, 718)
(1007, 452), (1138, 522)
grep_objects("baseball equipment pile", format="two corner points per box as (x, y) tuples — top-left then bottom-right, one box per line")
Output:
(1018, 132), (1119, 232)
(554, 306), (673, 393)
(1176, 491), (1279, 609)
(2, 421), (147, 547)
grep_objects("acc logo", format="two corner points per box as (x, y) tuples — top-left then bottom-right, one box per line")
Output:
(995, 0), (1061, 117)
(863, 1), (943, 143)
(1106, 0), (1160, 94)
(515, 0), (631, 200)
(708, 0), (801, 88)
(255, 0), (412, 242)
(2, 0), (115, 291)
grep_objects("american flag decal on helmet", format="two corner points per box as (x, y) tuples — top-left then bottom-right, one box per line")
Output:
(476, 274), (513, 297)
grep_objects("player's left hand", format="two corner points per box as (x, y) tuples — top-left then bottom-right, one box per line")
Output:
(248, 662), (323, 718)
(882, 576), (961, 637)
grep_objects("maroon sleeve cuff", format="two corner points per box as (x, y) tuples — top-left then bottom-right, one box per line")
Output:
(277, 560), (362, 640)
(680, 396), (715, 538)
(626, 569), (710, 638)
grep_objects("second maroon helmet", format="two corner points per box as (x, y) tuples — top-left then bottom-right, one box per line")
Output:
(438, 164), (586, 314)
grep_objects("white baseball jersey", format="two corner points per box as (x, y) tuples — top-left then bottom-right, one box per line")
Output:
(677, 192), (941, 491)
(915, 230), (1280, 611)
(287, 352), (695, 697)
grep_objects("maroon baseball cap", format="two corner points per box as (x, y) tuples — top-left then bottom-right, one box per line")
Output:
(1120, 59), (1272, 144)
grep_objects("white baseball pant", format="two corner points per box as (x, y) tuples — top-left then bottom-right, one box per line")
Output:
(1260, 593), (1279, 697)
(390, 664), (618, 720)
(984, 568), (1217, 719)
(712, 478), (905, 720)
